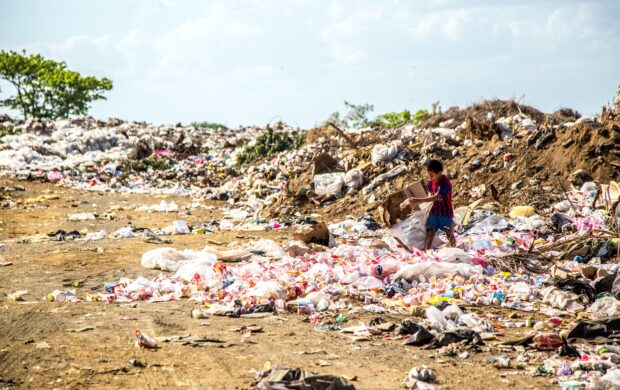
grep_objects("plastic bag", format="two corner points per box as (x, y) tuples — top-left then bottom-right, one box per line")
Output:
(351, 276), (384, 290)
(425, 306), (447, 331)
(244, 239), (287, 258)
(580, 182), (597, 194)
(390, 202), (436, 250)
(313, 172), (345, 198)
(542, 286), (585, 312)
(162, 220), (190, 235)
(68, 212), (96, 221)
(85, 230), (107, 241)
(141, 247), (217, 272)
(600, 369), (620, 388)
(394, 262), (483, 282)
(114, 226), (135, 238)
(510, 215), (545, 231)
(246, 280), (286, 301)
(434, 248), (474, 264)
(467, 214), (509, 233)
(363, 165), (407, 194)
(174, 259), (218, 281)
(553, 200), (572, 213)
(124, 276), (159, 294)
(371, 143), (398, 165)
(587, 296), (620, 320)
(344, 169), (363, 193)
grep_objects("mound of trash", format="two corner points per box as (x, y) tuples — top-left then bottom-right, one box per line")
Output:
(1, 90), (619, 222)
(2, 88), (620, 389)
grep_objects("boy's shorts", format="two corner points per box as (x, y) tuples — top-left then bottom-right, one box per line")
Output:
(426, 214), (453, 233)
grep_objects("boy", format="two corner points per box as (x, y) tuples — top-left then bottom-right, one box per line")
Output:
(400, 159), (456, 250)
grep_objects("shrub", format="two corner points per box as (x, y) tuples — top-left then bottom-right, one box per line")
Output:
(236, 127), (304, 165)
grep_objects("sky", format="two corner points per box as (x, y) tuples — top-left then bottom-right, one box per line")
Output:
(0, 0), (619, 128)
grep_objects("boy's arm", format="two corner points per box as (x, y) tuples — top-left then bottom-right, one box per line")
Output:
(400, 194), (438, 209)
(409, 194), (438, 203)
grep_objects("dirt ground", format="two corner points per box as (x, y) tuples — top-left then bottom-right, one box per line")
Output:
(0, 179), (561, 389)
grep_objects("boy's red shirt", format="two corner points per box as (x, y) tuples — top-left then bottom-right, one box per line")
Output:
(427, 174), (454, 217)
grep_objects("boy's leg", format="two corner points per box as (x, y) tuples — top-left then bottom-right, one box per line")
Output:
(446, 224), (456, 247)
(424, 229), (436, 251)
(424, 214), (438, 251)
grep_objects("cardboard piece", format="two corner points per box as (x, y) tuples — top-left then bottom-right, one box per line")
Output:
(382, 180), (427, 227)
(381, 180), (443, 251)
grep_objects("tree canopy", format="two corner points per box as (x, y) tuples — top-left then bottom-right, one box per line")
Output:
(0, 50), (113, 119)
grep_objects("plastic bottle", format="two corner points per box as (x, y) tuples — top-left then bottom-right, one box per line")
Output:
(369, 264), (383, 277)
(135, 329), (157, 349)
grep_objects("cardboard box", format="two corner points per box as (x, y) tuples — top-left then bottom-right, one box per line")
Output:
(381, 180), (428, 227)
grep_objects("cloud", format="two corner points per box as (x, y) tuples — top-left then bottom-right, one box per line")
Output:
(150, 6), (263, 79)
(410, 9), (471, 41)
(2, 0), (619, 126)
(116, 28), (145, 59)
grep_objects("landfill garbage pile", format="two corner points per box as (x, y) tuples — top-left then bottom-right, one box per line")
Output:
(2, 89), (620, 389)
(1, 92), (619, 219)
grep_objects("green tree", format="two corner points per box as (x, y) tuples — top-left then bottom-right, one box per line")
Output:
(327, 101), (375, 129)
(0, 50), (112, 119)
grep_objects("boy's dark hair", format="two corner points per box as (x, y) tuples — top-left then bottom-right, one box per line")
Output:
(425, 159), (443, 173)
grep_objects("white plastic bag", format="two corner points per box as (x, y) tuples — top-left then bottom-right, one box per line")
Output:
(351, 276), (384, 290)
(371, 143), (398, 165)
(162, 220), (190, 235)
(600, 369), (620, 388)
(425, 306), (447, 331)
(68, 212), (96, 221)
(313, 172), (345, 198)
(587, 296), (620, 320)
(141, 247), (217, 272)
(394, 262), (483, 282)
(114, 226), (135, 238)
(85, 230), (107, 241)
(344, 169), (363, 193)
(434, 248), (474, 264)
(468, 214), (509, 233)
(246, 280), (286, 300)
(390, 202), (441, 250)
